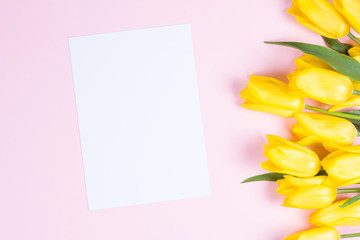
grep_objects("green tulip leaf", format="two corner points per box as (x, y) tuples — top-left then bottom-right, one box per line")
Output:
(339, 193), (360, 208)
(345, 110), (360, 115)
(241, 172), (284, 183)
(322, 36), (353, 55)
(265, 41), (360, 81)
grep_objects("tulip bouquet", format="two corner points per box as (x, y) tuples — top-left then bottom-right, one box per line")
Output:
(241, 0), (360, 239)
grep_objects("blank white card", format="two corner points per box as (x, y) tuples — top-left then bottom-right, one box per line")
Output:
(69, 24), (210, 210)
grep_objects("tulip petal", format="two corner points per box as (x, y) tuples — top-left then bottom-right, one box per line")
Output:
(284, 227), (340, 240)
(266, 135), (317, 155)
(261, 160), (282, 172)
(284, 175), (326, 186)
(241, 103), (295, 118)
(295, 53), (333, 70)
(329, 96), (360, 112)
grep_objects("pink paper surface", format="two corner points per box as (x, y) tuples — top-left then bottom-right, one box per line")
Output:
(1, 0), (356, 239)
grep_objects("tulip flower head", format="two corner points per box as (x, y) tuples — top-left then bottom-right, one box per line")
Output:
(277, 175), (336, 209)
(334, 0), (360, 35)
(261, 135), (320, 177)
(284, 226), (340, 240)
(322, 145), (360, 186)
(240, 75), (304, 117)
(288, 67), (353, 105)
(288, 0), (349, 39)
(294, 113), (357, 150)
(310, 199), (360, 226)
(295, 51), (360, 93)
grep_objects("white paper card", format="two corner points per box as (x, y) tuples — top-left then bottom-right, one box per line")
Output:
(69, 24), (210, 210)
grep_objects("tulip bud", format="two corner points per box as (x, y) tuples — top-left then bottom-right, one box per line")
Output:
(333, 0), (360, 35)
(284, 227), (340, 240)
(294, 113), (357, 149)
(288, 67), (353, 105)
(310, 199), (360, 226)
(288, 0), (349, 39)
(322, 145), (360, 186)
(294, 53), (360, 93)
(261, 135), (320, 177)
(277, 175), (336, 209)
(240, 75), (304, 117)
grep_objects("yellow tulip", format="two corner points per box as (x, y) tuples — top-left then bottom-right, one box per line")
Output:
(277, 175), (336, 209)
(288, 0), (349, 39)
(293, 53), (360, 92)
(322, 145), (360, 186)
(295, 54), (333, 71)
(310, 199), (360, 226)
(294, 113), (357, 149)
(328, 95), (360, 111)
(334, 0), (360, 35)
(261, 135), (320, 177)
(288, 67), (353, 105)
(240, 75), (304, 117)
(284, 227), (340, 240)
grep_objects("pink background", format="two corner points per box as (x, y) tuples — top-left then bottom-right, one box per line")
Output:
(1, 0), (358, 239)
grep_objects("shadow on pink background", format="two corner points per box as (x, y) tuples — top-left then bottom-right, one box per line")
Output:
(0, 0), (351, 239)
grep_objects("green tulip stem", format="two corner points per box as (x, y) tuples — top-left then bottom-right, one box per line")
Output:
(337, 188), (360, 194)
(304, 105), (360, 120)
(341, 232), (360, 238)
(348, 32), (360, 45)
